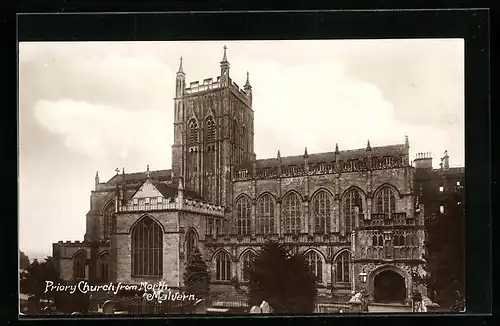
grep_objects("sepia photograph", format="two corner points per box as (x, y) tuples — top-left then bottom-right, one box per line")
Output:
(18, 39), (465, 315)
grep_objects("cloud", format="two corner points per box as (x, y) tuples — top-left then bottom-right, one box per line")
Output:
(33, 99), (171, 166)
(232, 60), (450, 163)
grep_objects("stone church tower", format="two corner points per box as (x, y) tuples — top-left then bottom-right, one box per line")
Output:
(171, 46), (255, 207)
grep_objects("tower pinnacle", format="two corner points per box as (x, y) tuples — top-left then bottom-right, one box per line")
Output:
(221, 45), (228, 63)
(177, 56), (184, 74)
(245, 71), (251, 87)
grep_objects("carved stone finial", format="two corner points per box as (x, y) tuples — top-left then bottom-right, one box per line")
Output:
(335, 143), (339, 154)
(177, 56), (184, 74)
(366, 140), (372, 151)
(146, 165), (151, 178)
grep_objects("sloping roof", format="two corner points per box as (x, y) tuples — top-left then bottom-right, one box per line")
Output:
(153, 181), (203, 201)
(253, 144), (406, 168)
(105, 169), (172, 185)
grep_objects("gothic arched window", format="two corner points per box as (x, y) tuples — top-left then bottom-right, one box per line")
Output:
(257, 194), (275, 235)
(189, 119), (199, 143)
(186, 229), (198, 259)
(335, 251), (351, 283)
(98, 253), (110, 283)
(374, 186), (397, 216)
(132, 216), (163, 278)
(343, 188), (364, 234)
(241, 251), (256, 282)
(235, 196), (251, 235)
(73, 251), (87, 280)
(103, 201), (115, 240)
(215, 251), (231, 281)
(306, 251), (323, 283)
(312, 190), (332, 234)
(282, 192), (302, 234)
(205, 116), (215, 141)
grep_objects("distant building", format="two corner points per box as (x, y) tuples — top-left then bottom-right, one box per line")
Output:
(52, 47), (463, 306)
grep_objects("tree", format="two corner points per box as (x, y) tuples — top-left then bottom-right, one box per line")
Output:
(19, 251), (30, 270)
(424, 184), (465, 311)
(20, 256), (60, 298)
(247, 240), (317, 313)
(183, 246), (210, 299)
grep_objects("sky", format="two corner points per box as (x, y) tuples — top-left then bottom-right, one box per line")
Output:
(18, 40), (464, 260)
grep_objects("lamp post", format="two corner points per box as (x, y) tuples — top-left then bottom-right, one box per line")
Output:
(358, 270), (369, 312)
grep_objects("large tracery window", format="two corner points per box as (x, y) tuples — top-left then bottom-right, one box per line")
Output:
(257, 194), (275, 235)
(306, 251), (323, 283)
(343, 188), (364, 234)
(98, 253), (110, 283)
(335, 251), (351, 283)
(132, 216), (163, 278)
(282, 192), (302, 234)
(374, 186), (397, 216)
(186, 229), (198, 259)
(215, 251), (231, 281)
(103, 201), (115, 239)
(73, 251), (87, 280)
(312, 190), (332, 234)
(189, 119), (199, 143)
(205, 117), (215, 141)
(235, 196), (251, 235)
(241, 251), (256, 282)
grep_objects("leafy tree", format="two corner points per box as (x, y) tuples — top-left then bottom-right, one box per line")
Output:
(424, 184), (465, 311)
(247, 240), (317, 313)
(183, 246), (210, 299)
(20, 256), (60, 298)
(19, 251), (30, 270)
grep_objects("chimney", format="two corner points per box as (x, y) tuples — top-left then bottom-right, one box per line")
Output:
(414, 152), (433, 170)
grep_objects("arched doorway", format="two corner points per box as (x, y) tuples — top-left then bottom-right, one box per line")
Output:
(373, 270), (406, 303)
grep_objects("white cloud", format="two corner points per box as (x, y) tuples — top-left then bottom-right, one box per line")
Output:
(33, 99), (171, 168)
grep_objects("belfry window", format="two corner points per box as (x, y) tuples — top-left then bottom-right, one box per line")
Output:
(189, 119), (199, 143)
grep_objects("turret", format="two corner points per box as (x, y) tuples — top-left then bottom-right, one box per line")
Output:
(220, 45), (230, 85)
(244, 71), (252, 105)
(94, 171), (99, 190)
(175, 57), (186, 98)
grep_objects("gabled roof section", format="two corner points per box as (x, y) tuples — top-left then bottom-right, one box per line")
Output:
(128, 178), (164, 201)
(105, 169), (172, 186)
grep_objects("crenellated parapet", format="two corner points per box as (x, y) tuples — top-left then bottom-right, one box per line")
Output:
(184, 76), (251, 107)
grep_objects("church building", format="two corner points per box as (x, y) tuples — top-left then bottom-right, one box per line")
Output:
(53, 47), (458, 305)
